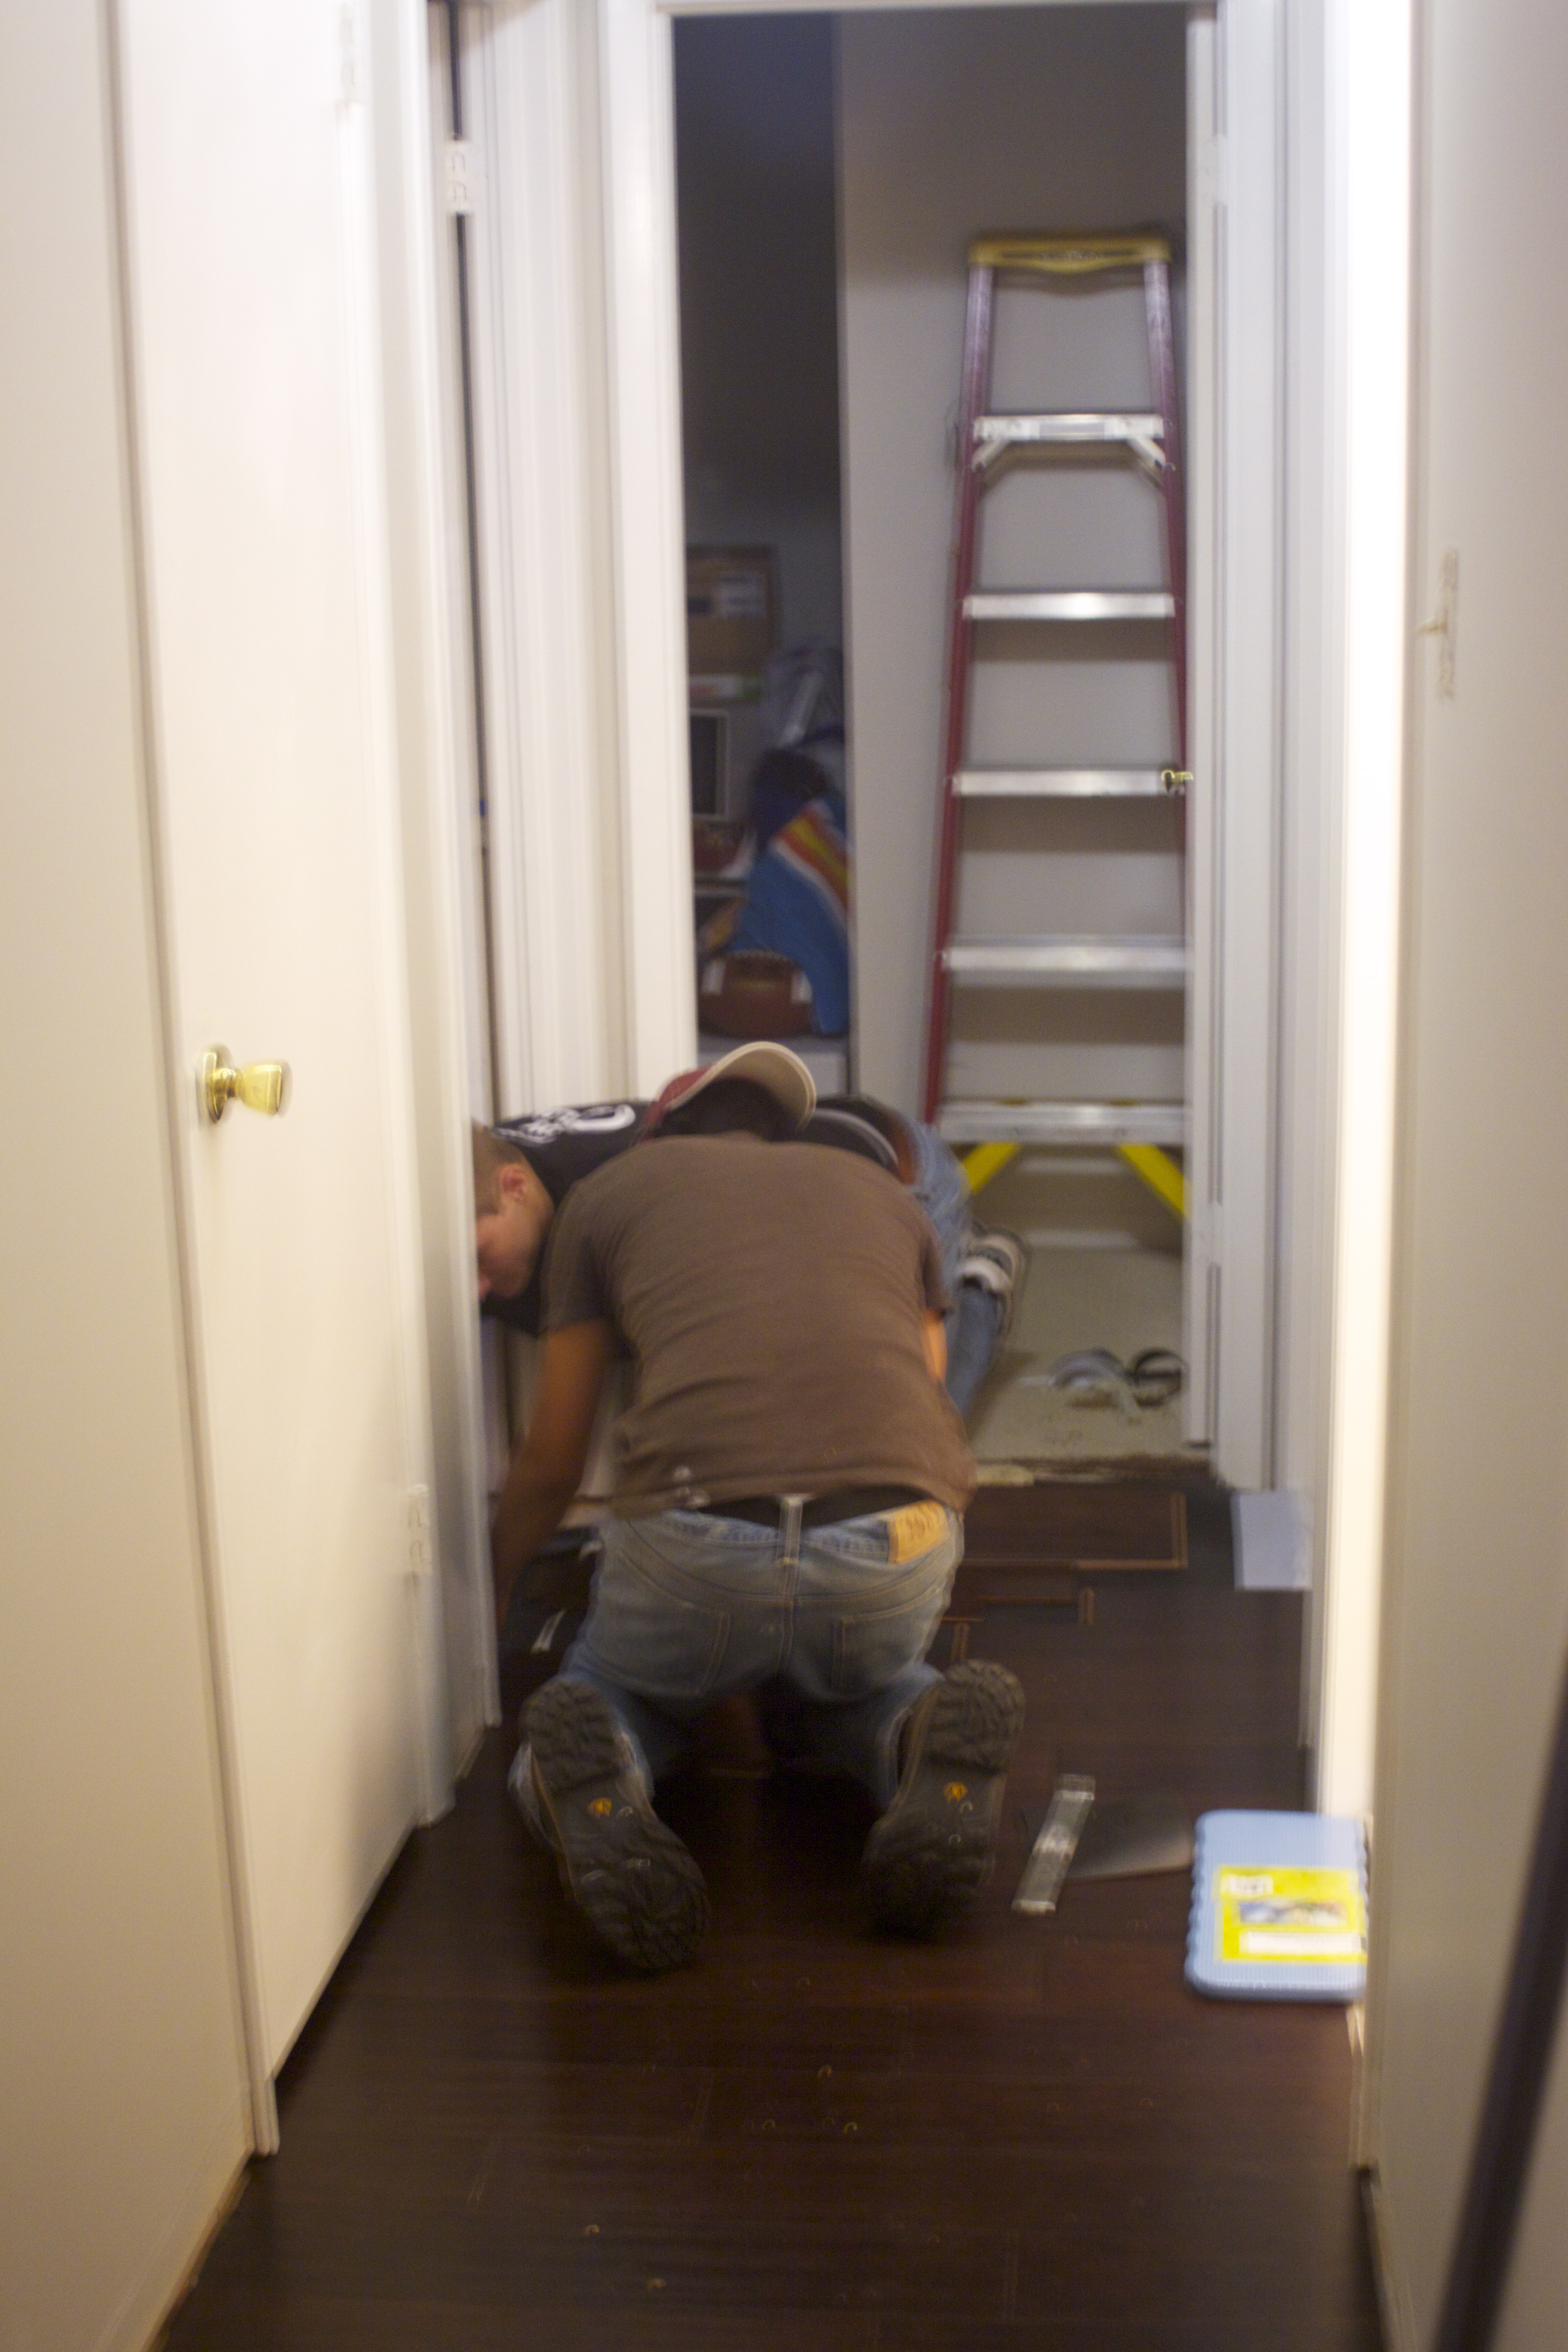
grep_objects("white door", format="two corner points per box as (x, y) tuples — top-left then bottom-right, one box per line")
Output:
(117, 0), (441, 2109)
(1363, 0), (1568, 2340)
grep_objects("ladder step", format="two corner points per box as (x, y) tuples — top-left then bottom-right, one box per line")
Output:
(973, 411), (1164, 463)
(939, 1100), (1189, 1148)
(965, 590), (1175, 623)
(953, 767), (1171, 799)
(969, 232), (1172, 274)
(942, 934), (1188, 985)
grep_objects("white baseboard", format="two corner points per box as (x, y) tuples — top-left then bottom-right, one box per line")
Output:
(98, 2098), (250, 2352)
(1362, 2164), (1417, 2352)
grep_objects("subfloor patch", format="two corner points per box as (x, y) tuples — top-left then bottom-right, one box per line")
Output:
(968, 1242), (1190, 1466)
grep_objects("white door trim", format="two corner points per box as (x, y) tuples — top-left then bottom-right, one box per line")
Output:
(460, 0), (633, 1108)
(1182, 1), (1284, 1483)
(1276, 0), (1414, 1822)
(1315, 0), (1412, 1825)
(377, 0), (502, 1759)
(337, 0), (451, 1836)
(597, 0), (699, 1093)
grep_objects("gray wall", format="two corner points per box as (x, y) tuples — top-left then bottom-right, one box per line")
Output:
(1366, 0), (1568, 2341)
(674, 12), (843, 648)
(839, 4), (1187, 1113)
(0, 5), (250, 2344)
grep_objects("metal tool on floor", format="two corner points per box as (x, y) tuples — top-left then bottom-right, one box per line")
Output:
(1013, 1772), (1096, 1913)
(1068, 1790), (1194, 1882)
(1015, 1779), (1195, 1916)
(923, 233), (1191, 1156)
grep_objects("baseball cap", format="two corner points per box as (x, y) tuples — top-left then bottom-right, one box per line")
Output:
(641, 1041), (817, 1137)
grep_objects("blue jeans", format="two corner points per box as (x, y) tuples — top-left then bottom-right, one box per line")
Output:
(547, 1499), (963, 1811)
(907, 1122), (1000, 1417)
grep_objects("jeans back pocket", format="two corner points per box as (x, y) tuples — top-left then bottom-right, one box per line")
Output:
(580, 1553), (731, 1700)
(826, 1534), (957, 1698)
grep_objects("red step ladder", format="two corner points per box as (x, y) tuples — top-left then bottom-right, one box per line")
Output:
(921, 233), (1190, 1147)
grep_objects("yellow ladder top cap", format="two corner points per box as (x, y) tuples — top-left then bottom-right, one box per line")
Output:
(969, 232), (1172, 273)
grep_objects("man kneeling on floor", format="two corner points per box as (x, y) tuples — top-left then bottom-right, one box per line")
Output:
(491, 1041), (1025, 1972)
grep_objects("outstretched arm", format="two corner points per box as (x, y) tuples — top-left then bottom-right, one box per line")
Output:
(491, 1320), (613, 1630)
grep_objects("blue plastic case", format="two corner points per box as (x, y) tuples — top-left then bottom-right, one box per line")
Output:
(1186, 1810), (1368, 2002)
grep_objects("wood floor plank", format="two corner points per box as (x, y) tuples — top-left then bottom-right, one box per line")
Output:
(190, 2200), (1012, 2316)
(164, 2299), (880, 2352)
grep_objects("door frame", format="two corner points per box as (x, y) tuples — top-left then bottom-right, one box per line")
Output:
(374, 0), (502, 1760)
(459, 0), (1411, 1811)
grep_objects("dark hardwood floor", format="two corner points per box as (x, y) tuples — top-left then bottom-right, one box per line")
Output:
(162, 1481), (1382, 2351)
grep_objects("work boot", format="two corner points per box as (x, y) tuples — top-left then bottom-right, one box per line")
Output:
(522, 1678), (710, 1973)
(861, 1661), (1026, 1934)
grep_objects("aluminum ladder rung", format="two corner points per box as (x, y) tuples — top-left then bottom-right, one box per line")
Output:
(942, 934), (1188, 985)
(939, 1099), (1189, 1148)
(973, 412), (1165, 472)
(964, 589), (1174, 624)
(953, 766), (1172, 799)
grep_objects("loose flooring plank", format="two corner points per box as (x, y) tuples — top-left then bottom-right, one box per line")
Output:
(963, 1479), (1188, 1571)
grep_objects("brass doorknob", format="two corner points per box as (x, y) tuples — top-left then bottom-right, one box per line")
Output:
(199, 1046), (292, 1125)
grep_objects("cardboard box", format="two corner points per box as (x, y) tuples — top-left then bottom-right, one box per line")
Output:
(686, 546), (776, 675)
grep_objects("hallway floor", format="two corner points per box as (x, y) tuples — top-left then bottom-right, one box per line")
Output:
(162, 1484), (1382, 2351)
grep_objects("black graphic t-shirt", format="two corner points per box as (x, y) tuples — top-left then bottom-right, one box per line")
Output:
(484, 1101), (645, 1335)
(481, 1090), (916, 1338)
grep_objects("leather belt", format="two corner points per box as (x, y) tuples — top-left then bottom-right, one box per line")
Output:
(696, 1485), (928, 1531)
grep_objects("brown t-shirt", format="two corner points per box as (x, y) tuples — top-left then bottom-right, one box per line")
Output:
(543, 1135), (976, 1517)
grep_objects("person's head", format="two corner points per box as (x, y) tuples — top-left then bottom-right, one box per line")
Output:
(472, 1123), (553, 1301)
(657, 1077), (797, 1141)
(641, 1041), (816, 1144)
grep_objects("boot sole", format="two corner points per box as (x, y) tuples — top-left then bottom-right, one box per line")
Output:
(861, 1662), (1025, 1935)
(524, 1679), (710, 1973)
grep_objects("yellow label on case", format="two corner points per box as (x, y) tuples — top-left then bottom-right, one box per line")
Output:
(1216, 1866), (1367, 1965)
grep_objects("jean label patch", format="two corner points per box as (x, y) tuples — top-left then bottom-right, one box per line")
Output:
(884, 1500), (947, 1563)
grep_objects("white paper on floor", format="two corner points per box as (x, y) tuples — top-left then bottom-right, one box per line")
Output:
(1232, 1488), (1311, 1591)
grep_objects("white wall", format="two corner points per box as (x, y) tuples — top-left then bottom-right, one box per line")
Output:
(675, 12), (844, 648)
(838, 3), (1188, 1115)
(1364, 0), (1568, 2337)
(0, 3), (251, 2343)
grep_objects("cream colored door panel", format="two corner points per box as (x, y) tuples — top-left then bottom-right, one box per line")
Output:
(119, 0), (430, 2077)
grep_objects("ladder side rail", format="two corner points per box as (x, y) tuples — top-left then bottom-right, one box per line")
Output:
(1144, 256), (1188, 776)
(923, 261), (994, 1123)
